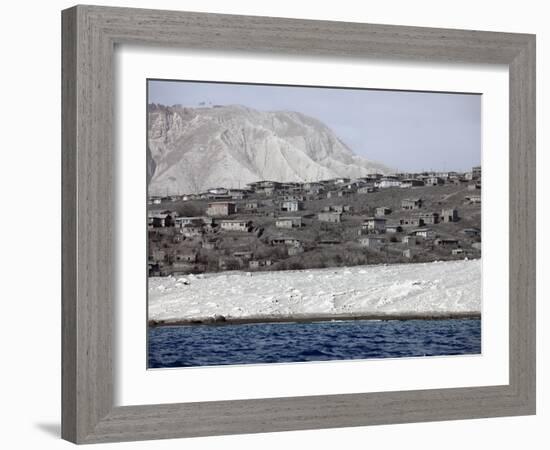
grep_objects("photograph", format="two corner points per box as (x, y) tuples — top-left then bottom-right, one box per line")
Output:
(146, 79), (482, 368)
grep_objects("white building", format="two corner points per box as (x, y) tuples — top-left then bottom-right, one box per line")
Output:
(275, 217), (302, 228)
(360, 217), (386, 234)
(219, 219), (251, 232)
(206, 201), (236, 217)
(318, 211), (342, 223)
(280, 200), (303, 212)
(375, 177), (401, 188)
(358, 236), (386, 249)
(412, 228), (436, 239)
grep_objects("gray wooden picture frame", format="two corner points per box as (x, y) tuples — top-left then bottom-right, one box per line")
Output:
(61, 5), (536, 444)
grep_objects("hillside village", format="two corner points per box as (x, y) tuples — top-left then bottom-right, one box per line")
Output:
(148, 167), (481, 276)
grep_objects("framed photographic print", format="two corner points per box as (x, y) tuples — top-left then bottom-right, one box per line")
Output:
(62, 5), (536, 444)
(146, 79), (484, 368)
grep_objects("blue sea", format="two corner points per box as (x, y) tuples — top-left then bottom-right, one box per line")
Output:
(148, 318), (481, 368)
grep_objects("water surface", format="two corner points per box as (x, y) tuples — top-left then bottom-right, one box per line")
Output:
(148, 318), (481, 368)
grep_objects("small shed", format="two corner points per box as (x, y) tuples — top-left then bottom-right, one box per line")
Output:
(441, 208), (459, 223)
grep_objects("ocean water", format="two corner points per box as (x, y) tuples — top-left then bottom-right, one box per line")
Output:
(148, 318), (481, 368)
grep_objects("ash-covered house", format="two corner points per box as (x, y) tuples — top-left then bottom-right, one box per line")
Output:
(400, 216), (424, 227)
(375, 176), (401, 189)
(219, 219), (252, 232)
(174, 216), (203, 228)
(425, 176), (444, 186)
(180, 223), (203, 238)
(174, 250), (198, 263)
(435, 238), (459, 248)
(441, 208), (459, 223)
(375, 206), (392, 216)
(466, 195), (482, 204)
(201, 238), (218, 250)
(360, 217), (387, 234)
(275, 216), (302, 229)
(401, 198), (423, 210)
(250, 180), (282, 196)
(233, 251), (253, 262)
(326, 204), (353, 214)
(281, 194), (305, 202)
(228, 189), (248, 200)
(462, 227), (481, 238)
(280, 199), (303, 212)
(282, 182), (302, 193)
(357, 185), (377, 194)
(435, 171), (456, 179)
(202, 218), (217, 234)
(366, 173), (384, 182)
(318, 211), (342, 223)
(448, 175), (464, 185)
(270, 237), (301, 247)
(334, 177), (351, 185)
(400, 179), (425, 188)
(249, 259), (272, 269)
(303, 182), (325, 195)
(411, 228), (436, 239)
(327, 189), (355, 199)
(472, 166), (482, 179)
(358, 236), (386, 249)
(148, 211), (175, 228)
(402, 235), (418, 245)
(418, 212), (439, 225)
(206, 201), (236, 217)
(244, 201), (261, 211)
(206, 187), (230, 199)
(386, 224), (402, 233)
(340, 187), (358, 196)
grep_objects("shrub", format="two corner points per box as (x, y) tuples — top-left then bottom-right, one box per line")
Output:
(288, 261), (305, 270)
(176, 203), (203, 217)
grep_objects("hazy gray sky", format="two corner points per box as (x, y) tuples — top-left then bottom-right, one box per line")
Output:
(148, 79), (481, 172)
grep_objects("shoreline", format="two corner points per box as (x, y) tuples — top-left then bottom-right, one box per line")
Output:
(148, 311), (481, 328)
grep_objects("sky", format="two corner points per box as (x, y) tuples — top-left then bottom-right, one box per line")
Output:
(148, 79), (481, 173)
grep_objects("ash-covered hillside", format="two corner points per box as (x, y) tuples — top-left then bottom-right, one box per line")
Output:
(147, 104), (391, 195)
